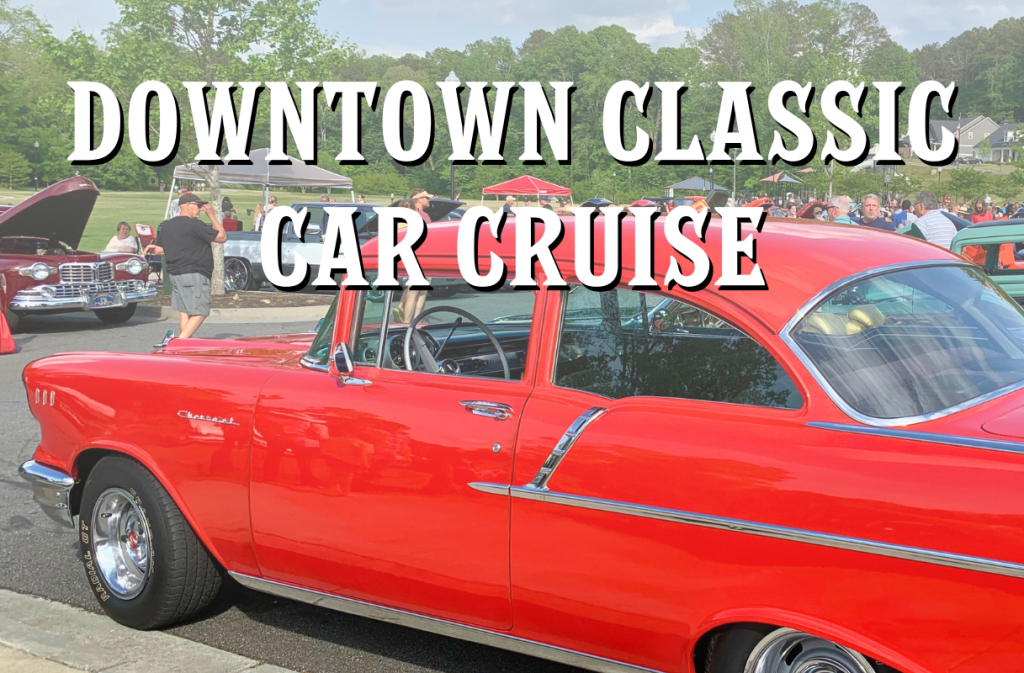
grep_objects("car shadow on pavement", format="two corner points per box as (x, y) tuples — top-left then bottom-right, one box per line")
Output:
(15, 315), (165, 336)
(184, 581), (583, 673)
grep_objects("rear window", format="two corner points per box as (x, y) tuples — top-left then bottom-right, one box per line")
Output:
(790, 264), (1024, 420)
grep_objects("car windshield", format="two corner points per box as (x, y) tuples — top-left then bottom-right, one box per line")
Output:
(305, 294), (338, 367)
(790, 264), (1024, 420)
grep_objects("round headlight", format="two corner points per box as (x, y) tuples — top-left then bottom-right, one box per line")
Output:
(31, 262), (50, 281)
(126, 258), (144, 275)
(40, 286), (55, 299)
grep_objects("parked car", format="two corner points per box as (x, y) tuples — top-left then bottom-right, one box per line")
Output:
(223, 199), (464, 292)
(955, 156), (984, 165)
(0, 177), (156, 332)
(950, 217), (1024, 303)
(796, 200), (828, 219)
(20, 213), (1024, 673)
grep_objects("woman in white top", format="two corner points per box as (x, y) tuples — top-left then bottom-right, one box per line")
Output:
(104, 222), (141, 254)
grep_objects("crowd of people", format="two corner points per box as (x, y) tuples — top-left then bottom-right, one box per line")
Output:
(753, 192), (1024, 250)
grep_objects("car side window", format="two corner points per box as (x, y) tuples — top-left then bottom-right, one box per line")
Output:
(554, 286), (802, 409)
(351, 280), (535, 380)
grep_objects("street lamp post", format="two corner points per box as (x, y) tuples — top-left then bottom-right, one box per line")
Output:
(445, 71), (459, 200)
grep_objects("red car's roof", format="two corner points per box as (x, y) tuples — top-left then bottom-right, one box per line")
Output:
(363, 216), (960, 333)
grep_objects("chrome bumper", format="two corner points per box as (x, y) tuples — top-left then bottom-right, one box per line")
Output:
(18, 460), (75, 528)
(9, 281), (157, 311)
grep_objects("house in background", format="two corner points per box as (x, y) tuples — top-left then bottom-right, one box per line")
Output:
(983, 122), (1020, 163)
(928, 116), (999, 158)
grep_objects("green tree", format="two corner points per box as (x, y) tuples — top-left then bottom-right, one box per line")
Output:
(0, 148), (31, 188)
(947, 167), (989, 201)
(106, 0), (352, 292)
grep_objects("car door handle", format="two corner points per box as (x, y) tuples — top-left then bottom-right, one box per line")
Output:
(460, 401), (514, 421)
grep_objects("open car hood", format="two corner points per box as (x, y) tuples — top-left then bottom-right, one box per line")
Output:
(0, 177), (100, 249)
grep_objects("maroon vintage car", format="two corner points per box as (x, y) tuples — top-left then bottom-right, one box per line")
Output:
(0, 177), (156, 332)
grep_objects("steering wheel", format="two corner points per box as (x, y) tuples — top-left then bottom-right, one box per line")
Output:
(403, 306), (511, 380)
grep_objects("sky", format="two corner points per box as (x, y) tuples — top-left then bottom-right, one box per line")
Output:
(27, 0), (1022, 57)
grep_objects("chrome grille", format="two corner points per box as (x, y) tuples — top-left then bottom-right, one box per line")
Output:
(50, 281), (139, 299)
(59, 262), (114, 284)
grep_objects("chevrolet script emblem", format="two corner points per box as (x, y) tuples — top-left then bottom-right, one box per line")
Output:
(178, 410), (240, 426)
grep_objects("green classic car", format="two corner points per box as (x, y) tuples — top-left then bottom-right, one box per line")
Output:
(950, 218), (1024, 303)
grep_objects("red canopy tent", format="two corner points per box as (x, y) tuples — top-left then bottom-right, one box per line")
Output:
(481, 175), (573, 206)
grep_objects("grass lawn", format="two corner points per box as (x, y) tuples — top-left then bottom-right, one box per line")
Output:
(900, 162), (1023, 200)
(0, 187), (394, 252)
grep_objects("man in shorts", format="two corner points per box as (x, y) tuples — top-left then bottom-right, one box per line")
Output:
(145, 193), (227, 338)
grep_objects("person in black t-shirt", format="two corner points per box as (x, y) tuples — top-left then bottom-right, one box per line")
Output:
(145, 194), (227, 338)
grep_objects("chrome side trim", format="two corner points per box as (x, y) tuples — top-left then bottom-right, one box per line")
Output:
(468, 482), (510, 496)
(18, 460), (75, 528)
(467, 482), (1024, 581)
(777, 260), (1020, 428)
(526, 407), (607, 491)
(228, 573), (661, 673)
(807, 421), (1024, 456)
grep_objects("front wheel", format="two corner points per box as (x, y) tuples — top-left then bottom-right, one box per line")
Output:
(94, 303), (137, 324)
(79, 456), (222, 629)
(705, 626), (877, 673)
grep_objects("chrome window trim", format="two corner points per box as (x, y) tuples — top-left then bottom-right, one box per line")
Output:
(228, 572), (659, 673)
(467, 482), (1024, 581)
(374, 289), (394, 369)
(778, 259), (1024, 428)
(299, 354), (330, 372)
(807, 421), (1024, 456)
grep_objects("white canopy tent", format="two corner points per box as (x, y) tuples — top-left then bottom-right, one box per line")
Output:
(166, 148), (354, 217)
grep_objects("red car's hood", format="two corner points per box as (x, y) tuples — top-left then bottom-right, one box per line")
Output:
(0, 177), (100, 249)
(155, 335), (315, 365)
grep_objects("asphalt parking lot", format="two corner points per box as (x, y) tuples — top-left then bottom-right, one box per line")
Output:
(0, 310), (580, 673)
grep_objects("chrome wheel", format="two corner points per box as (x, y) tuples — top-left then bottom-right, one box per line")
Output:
(90, 488), (152, 599)
(746, 629), (875, 673)
(224, 258), (251, 292)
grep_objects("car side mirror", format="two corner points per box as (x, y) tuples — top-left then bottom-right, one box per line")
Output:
(334, 342), (354, 375)
(306, 223), (322, 237)
(333, 343), (372, 386)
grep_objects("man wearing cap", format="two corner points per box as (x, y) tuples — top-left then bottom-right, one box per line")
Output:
(409, 188), (434, 223)
(144, 194), (227, 338)
(539, 196), (554, 210)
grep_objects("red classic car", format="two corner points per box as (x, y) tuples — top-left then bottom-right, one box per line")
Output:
(0, 177), (156, 332)
(18, 215), (1024, 673)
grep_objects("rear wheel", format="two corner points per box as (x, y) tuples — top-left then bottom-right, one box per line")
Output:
(79, 456), (222, 629)
(224, 258), (254, 292)
(705, 626), (877, 673)
(4, 306), (22, 333)
(94, 303), (137, 324)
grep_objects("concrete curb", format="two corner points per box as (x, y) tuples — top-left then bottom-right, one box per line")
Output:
(137, 303), (329, 323)
(0, 589), (294, 673)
